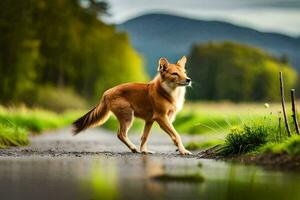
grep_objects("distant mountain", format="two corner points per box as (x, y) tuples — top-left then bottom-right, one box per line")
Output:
(118, 13), (300, 76)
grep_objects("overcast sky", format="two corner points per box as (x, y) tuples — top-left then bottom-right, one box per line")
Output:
(101, 0), (300, 37)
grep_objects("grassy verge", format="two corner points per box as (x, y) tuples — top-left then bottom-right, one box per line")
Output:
(259, 135), (300, 155)
(0, 124), (29, 148)
(185, 139), (223, 150)
(173, 111), (242, 134)
(174, 102), (280, 135)
(215, 115), (299, 156)
(190, 110), (300, 171)
(0, 106), (82, 133)
(215, 120), (277, 156)
(195, 112), (300, 160)
(0, 106), (82, 148)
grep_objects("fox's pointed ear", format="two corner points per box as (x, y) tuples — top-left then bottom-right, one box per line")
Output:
(158, 57), (169, 72)
(177, 56), (187, 67)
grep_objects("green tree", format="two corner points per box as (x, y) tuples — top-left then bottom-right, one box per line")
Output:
(0, 0), (39, 102)
(0, 0), (147, 106)
(187, 42), (297, 101)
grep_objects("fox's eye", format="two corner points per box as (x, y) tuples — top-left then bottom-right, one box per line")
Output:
(171, 72), (179, 76)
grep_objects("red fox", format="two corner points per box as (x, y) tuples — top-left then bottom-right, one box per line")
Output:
(72, 56), (192, 155)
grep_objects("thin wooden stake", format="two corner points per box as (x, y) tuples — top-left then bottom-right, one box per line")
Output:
(278, 116), (282, 141)
(279, 72), (291, 137)
(291, 89), (300, 134)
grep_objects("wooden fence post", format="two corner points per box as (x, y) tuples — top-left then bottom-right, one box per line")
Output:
(279, 72), (291, 137)
(291, 89), (300, 134)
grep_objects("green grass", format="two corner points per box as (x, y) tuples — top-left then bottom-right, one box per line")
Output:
(102, 116), (145, 132)
(174, 102), (280, 135)
(0, 106), (82, 133)
(173, 111), (242, 134)
(182, 102), (300, 157)
(216, 124), (270, 156)
(185, 139), (223, 150)
(182, 102), (283, 151)
(260, 135), (300, 155)
(0, 106), (82, 148)
(0, 123), (29, 148)
(208, 113), (300, 156)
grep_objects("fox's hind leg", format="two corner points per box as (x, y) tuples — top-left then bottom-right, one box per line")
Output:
(113, 106), (138, 153)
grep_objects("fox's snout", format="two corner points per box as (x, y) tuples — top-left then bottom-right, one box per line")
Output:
(178, 77), (191, 86)
(186, 78), (191, 84)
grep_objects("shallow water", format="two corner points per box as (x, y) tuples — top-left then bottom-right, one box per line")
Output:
(1, 155), (300, 200)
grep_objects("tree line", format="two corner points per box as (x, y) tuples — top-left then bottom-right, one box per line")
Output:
(0, 0), (147, 106)
(187, 42), (298, 101)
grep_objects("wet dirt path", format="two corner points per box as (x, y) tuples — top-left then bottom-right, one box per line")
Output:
(0, 127), (201, 157)
(1, 128), (300, 200)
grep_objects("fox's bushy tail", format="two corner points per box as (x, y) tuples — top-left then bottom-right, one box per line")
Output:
(72, 97), (110, 135)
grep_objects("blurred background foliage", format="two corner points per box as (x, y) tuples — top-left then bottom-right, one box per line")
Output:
(0, 0), (298, 112)
(0, 0), (147, 110)
(187, 42), (297, 101)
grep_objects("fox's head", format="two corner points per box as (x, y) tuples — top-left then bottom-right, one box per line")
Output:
(157, 56), (191, 89)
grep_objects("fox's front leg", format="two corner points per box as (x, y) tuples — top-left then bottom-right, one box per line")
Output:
(154, 114), (191, 155)
(140, 121), (154, 154)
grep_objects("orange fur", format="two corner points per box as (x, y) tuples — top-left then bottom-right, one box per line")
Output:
(72, 56), (192, 155)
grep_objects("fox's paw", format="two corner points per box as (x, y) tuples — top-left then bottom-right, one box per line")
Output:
(141, 150), (155, 154)
(131, 148), (139, 153)
(179, 149), (192, 155)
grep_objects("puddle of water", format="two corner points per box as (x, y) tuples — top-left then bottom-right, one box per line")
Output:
(0, 156), (300, 200)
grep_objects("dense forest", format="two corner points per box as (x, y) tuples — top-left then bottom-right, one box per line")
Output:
(187, 42), (298, 101)
(0, 0), (147, 109)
